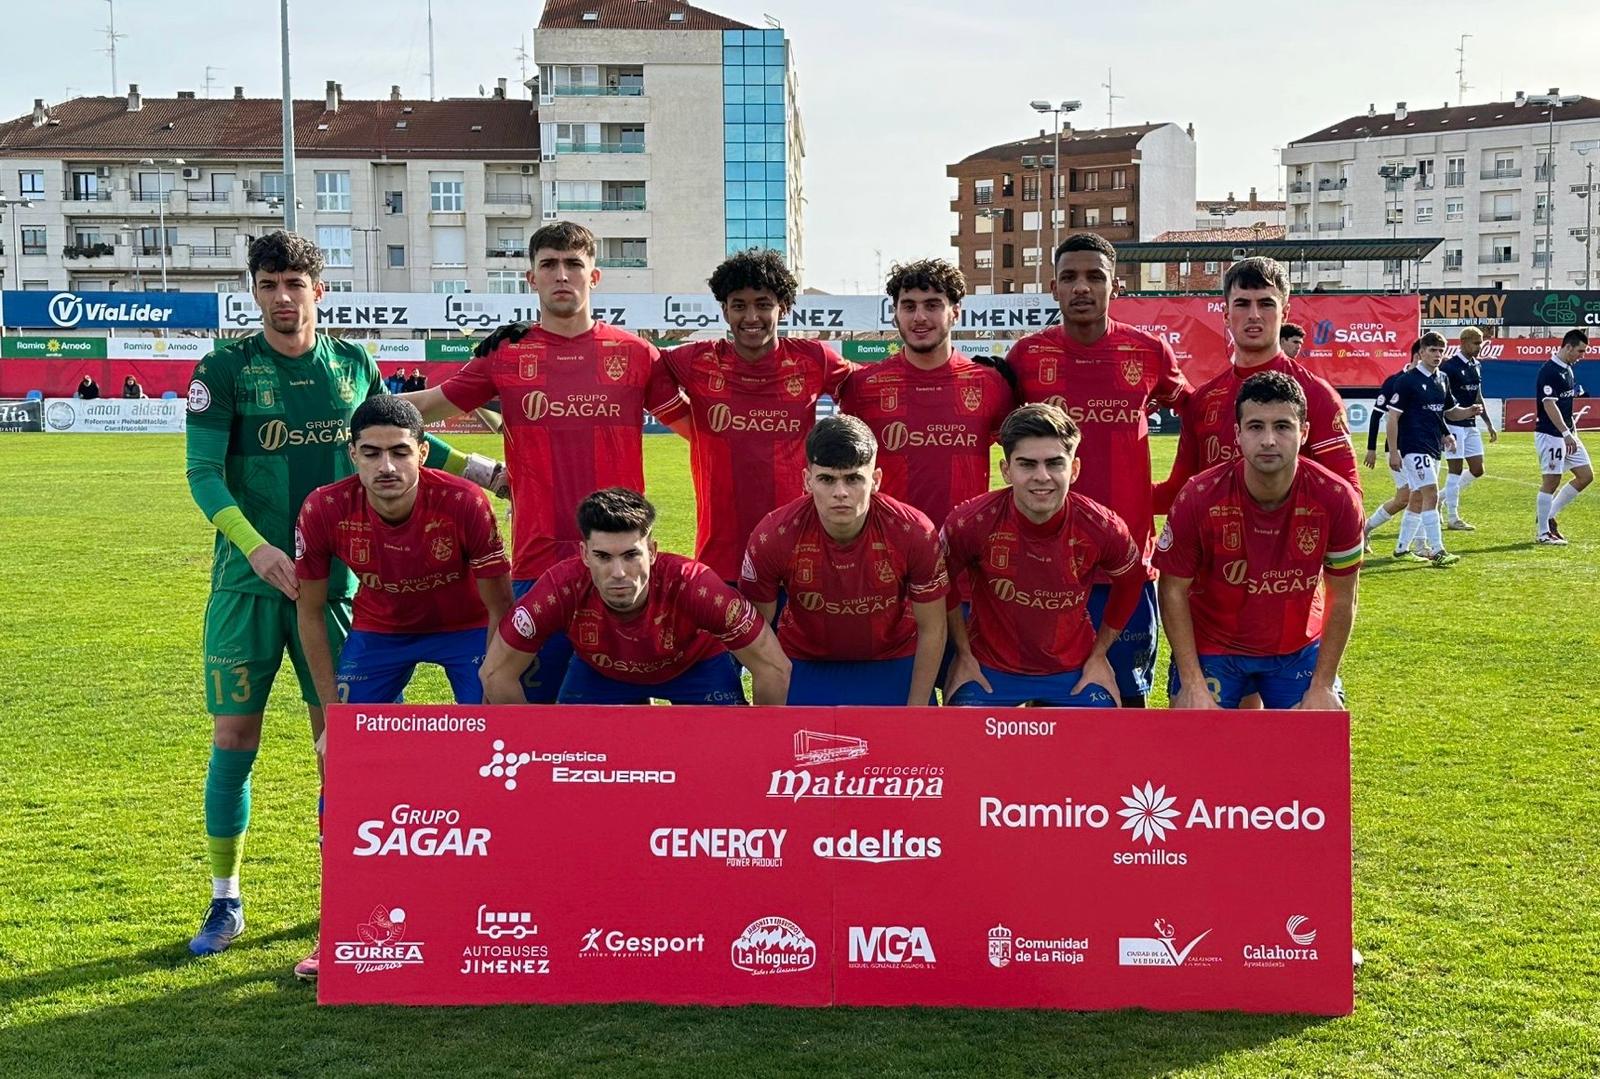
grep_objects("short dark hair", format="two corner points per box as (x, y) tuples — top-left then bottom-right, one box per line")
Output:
(577, 487), (656, 539)
(1562, 328), (1590, 349)
(248, 230), (324, 282)
(1235, 370), (1306, 423)
(1409, 337), (1423, 358)
(351, 394), (425, 443)
(998, 403), (1081, 458)
(1418, 331), (1447, 349)
(885, 257), (965, 305)
(1053, 232), (1117, 268)
(806, 415), (877, 469)
(1280, 322), (1306, 342)
(528, 221), (597, 261)
(1222, 256), (1290, 300)
(708, 248), (797, 306)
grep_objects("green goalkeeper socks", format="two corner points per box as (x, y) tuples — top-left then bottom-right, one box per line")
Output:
(204, 746), (258, 882)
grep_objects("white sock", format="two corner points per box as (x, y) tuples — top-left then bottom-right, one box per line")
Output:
(212, 876), (241, 900)
(1422, 509), (1444, 553)
(1443, 473), (1462, 518)
(1366, 506), (1393, 532)
(1552, 482), (1584, 516)
(1537, 492), (1554, 535)
(1396, 511), (1421, 552)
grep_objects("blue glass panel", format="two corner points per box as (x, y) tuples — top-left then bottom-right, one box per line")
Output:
(766, 123), (785, 144)
(765, 28), (784, 44)
(724, 103), (743, 122)
(726, 141), (747, 162)
(724, 84), (745, 104)
(723, 46), (744, 65)
(765, 47), (785, 65)
(764, 161), (785, 180)
(765, 66), (784, 85)
(764, 84), (784, 104)
(745, 141), (767, 162)
(727, 219), (747, 239)
(723, 65), (740, 86)
(744, 104), (765, 123)
(744, 66), (763, 85)
(723, 29), (743, 44)
(728, 238), (746, 255)
(766, 180), (786, 200)
(766, 200), (786, 221)
(725, 162), (746, 180)
(727, 200), (747, 220)
(724, 123), (745, 144)
(770, 236), (787, 254)
(744, 29), (765, 44)
(766, 103), (785, 124)
(726, 182), (745, 200)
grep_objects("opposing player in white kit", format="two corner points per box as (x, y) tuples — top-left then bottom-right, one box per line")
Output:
(1534, 329), (1592, 545)
(1440, 326), (1498, 530)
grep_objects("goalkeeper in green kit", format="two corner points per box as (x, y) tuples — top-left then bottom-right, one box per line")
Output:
(183, 231), (504, 972)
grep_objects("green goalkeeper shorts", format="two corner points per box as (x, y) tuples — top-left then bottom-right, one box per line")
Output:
(202, 589), (353, 715)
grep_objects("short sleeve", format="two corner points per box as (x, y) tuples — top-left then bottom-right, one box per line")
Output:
(1322, 480), (1366, 576)
(1151, 485), (1203, 580)
(737, 511), (787, 604)
(293, 496), (334, 581)
(462, 488), (510, 576)
(185, 353), (236, 432)
(904, 516), (950, 603)
(1150, 337), (1191, 409)
(497, 573), (567, 654)
(644, 346), (690, 424)
(688, 565), (764, 650)
(1093, 505), (1143, 579)
(439, 351), (500, 413)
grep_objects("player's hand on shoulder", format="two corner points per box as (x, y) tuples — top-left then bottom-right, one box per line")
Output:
(247, 544), (299, 601)
(474, 321), (535, 358)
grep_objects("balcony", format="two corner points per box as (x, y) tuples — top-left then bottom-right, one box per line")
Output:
(1536, 165), (1555, 182)
(486, 247), (525, 260)
(1415, 177), (1434, 190)
(1316, 221), (1346, 232)
(1479, 210), (1522, 222)
(1316, 261), (1344, 270)
(62, 242), (116, 260)
(597, 257), (647, 268)
(1478, 252), (1518, 264)
(1534, 252), (1553, 267)
(551, 85), (644, 97)
(1288, 224), (1313, 237)
(1444, 258), (1464, 272)
(1480, 167), (1522, 181)
(1535, 208), (1551, 224)
(557, 199), (646, 212)
(483, 193), (535, 217)
(556, 141), (645, 155)
(1444, 173), (1466, 188)
(1288, 181), (1311, 194)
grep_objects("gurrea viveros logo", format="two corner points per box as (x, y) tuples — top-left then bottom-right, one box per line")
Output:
(333, 905), (426, 973)
(730, 916), (816, 975)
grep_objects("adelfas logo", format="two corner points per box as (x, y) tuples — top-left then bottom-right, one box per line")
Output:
(812, 828), (942, 863)
(650, 827), (786, 868)
(730, 916), (817, 975)
(333, 905), (425, 974)
(353, 803), (491, 857)
(479, 739), (648, 791)
(461, 905), (549, 975)
(580, 927), (707, 959)
(847, 925), (936, 969)
(522, 389), (621, 421)
(767, 730), (944, 802)
(1118, 918), (1220, 967)
(1243, 915), (1321, 967)
(987, 924), (1088, 968)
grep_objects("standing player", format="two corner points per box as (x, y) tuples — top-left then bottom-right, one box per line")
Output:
(741, 416), (949, 705)
(1363, 344), (1417, 552)
(1280, 322), (1307, 360)
(837, 258), (1013, 530)
(183, 231), (500, 960)
(401, 222), (689, 700)
(660, 248), (855, 582)
(1005, 234), (1190, 706)
(1386, 332), (1480, 565)
(480, 489), (790, 704)
(1534, 328), (1593, 545)
(295, 395), (512, 707)
(941, 405), (1145, 708)
(1440, 326), (1498, 530)
(1156, 371), (1363, 709)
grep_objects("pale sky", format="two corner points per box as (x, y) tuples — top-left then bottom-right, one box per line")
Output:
(3, 0), (1597, 293)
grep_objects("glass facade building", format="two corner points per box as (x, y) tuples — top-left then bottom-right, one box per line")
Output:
(722, 28), (789, 257)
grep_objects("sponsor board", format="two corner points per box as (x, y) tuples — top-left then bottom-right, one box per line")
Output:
(0, 335), (108, 359)
(987, 924), (1089, 967)
(1, 290), (218, 330)
(731, 916), (817, 975)
(333, 905), (426, 974)
(0, 398), (42, 433)
(105, 337), (211, 359)
(1118, 918), (1221, 967)
(40, 397), (185, 434)
(847, 925), (936, 969)
(1503, 397), (1600, 432)
(1423, 289), (1600, 328)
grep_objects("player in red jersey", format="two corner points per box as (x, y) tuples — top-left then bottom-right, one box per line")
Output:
(480, 488), (790, 705)
(741, 416), (949, 705)
(1152, 256), (1359, 514)
(1155, 371), (1363, 710)
(837, 258), (1014, 530)
(661, 248), (855, 581)
(401, 221), (689, 701)
(1004, 233), (1190, 706)
(941, 404), (1145, 707)
(296, 395), (512, 706)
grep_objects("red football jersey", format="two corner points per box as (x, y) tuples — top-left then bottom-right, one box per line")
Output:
(836, 351), (1013, 529)
(661, 338), (855, 581)
(740, 492), (949, 661)
(1153, 458), (1364, 656)
(1005, 321), (1190, 575)
(1152, 353), (1359, 515)
(941, 489), (1145, 675)
(497, 552), (764, 685)
(439, 322), (688, 579)
(295, 469), (509, 633)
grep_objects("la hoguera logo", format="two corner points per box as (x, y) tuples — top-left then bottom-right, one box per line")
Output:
(730, 916), (816, 975)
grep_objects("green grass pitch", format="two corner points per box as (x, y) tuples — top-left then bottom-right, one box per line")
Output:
(0, 431), (1596, 1077)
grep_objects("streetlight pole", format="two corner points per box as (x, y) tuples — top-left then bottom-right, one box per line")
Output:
(1030, 99), (1081, 259)
(139, 156), (184, 290)
(1573, 141), (1599, 289)
(977, 207), (1004, 294)
(353, 226), (381, 291)
(1022, 154), (1051, 290)
(1528, 91), (1580, 288)
(1378, 163), (1416, 290)
(280, 0), (298, 233)
(0, 197), (34, 288)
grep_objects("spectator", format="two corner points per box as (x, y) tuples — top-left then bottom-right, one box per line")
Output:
(385, 369), (406, 394)
(123, 375), (146, 399)
(405, 367), (428, 392)
(76, 375), (101, 400)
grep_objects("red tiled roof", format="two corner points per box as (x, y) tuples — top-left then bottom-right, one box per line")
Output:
(1155, 225), (1288, 243)
(954, 124), (1163, 166)
(0, 95), (539, 160)
(1292, 96), (1600, 144)
(538, 0), (753, 30)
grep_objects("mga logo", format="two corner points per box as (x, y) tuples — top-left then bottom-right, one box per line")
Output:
(730, 916), (816, 975)
(1295, 525), (1319, 556)
(848, 925), (936, 968)
(1118, 918), (1217, 967)
(333, 905), (426, 973)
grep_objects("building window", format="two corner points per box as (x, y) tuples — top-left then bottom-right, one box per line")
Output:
(387, 245), (406, 268)
(1022, 247), (1041, 267)
(431, 225), (467, 267)
(259, 171), (285, 198)
(315, 170), (350, 211)
(487, 270), (527, 293)
(70, 172), (99, 200)
(430, 172), (465, 212)
(556, 179), (600, 209)
(323, 279), (353, 292)
(1204, 261), (1220, 274)
(1112, 169), (1127, 189)
(1051, 208), (1065, 227)
(1022, 210), (1041, 232)
(432, 279), (467, 293)
(1021, 174), (1040, 201)
(974, 212), (993, 235)
(973, 284), (993, 295)
(1084, 207), (1101, 226)
(20, 227), (46, 255)
(1415, 159), (1434, 188)
(1445, 157), (1465, 187)
(1112, 205), (1128, 223)
(1535, 193), (1551, 223)
(315, 226), (352, 267)
(974, 179), (994, 205)
(386, 190), (404, 214)
(1178, 261), (1192, 277)
(19, 170), (44, 198)
(975, 249), (993, 270)
(1416, 200), (1433, 222)
(1445, 198), (1464, 222)
(1081, 171), (1099, 192)
(1444, 247), (1463, 271)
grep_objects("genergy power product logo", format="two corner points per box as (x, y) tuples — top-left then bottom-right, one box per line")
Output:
(767, 730), (943, 802)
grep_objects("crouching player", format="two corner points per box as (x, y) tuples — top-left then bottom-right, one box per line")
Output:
(941, 404), (1144, 707)
(295, 395), (513, 706)
(1156, 372), (1362, 709)
(741, 416), (949, 705)
(480, 488), (791, 704)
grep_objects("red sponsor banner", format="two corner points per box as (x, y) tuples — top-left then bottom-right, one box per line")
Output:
(1448, 338), (1600, 362)
(1502, 397), (1600, 432)
(321, 705), (1352, 1014)
(0, 358), (192, 399)
(1113, 295), (1417, 388)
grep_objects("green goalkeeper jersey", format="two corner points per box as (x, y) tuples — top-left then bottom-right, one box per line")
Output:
(185, 333), (389, 600)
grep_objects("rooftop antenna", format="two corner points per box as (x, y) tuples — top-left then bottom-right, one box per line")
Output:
(1455, 34), (1472, 106)
(426, 0), (437, 100)
(204, 65), (226, 98)
(1102, 68), (1124, 128)
(515, 36), (531, 97)
(102, 0), (127, 96)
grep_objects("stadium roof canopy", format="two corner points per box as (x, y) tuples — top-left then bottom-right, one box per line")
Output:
(1114, 237), (1443, 263)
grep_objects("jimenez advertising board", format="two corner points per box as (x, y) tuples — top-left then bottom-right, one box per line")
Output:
(321, 706), (1352, 1013)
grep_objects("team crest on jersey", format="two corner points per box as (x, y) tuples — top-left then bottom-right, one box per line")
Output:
(1204, 401), (1221, 427)
(784, 375), (806, 398)
(875, 560), (895, 584)
(430, 535), (455, 563)
(880, 388), (899, 412)
(988, 543), (1011, 570)
(1038, 357), (1059, 386)
(961, 385), (983, 412)
(602, 354), (628, 382)
(1121, 355), (1143, 387)
(1222, 521), (1243, 552)
(519, 356), (540, 381)
(578, 620), (600, 647)
(348, 535), (372, 565)
(1295, 525), (1320, 556)
(256, 384), (276, 408)
(656, 615), (676, 655)
(707, 367), (727, 393)
(1332, 409), (1349, 433)
(337, 377), (356, 404)
(795, 558), (815, 585)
